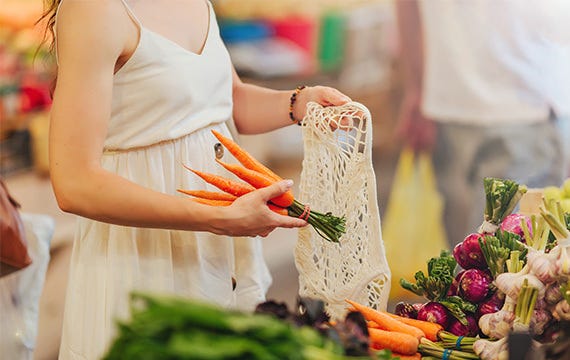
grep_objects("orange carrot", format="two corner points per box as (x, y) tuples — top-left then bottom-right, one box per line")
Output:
(345, 300), (425, 340)
(191, 198), (233, 206)
(370, 348), (421, 360)
(215, 159), (295, 208)
(211, 130), (282, 181)
(183, 164), (255, 197)
(388, 353), (421, 360)
(386, 312), (443, 342)
(367, 320), (381, 329)
(267, 203), (288, 216)
(368, 328), (419, 356)
(177, 189), (238, 201)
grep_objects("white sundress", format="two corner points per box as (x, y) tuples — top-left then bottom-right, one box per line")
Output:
(58, 1), (272, 359)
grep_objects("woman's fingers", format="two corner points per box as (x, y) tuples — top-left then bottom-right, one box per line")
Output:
(227, 181), (307, 236)
(322, 87), (352, 106)
(256, 181), (307, 228)
(256, 179), (293, 202)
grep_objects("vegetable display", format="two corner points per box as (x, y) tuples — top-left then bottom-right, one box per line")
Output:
(178, 130), (346, 243)
(107, 173), (569, 359)
(105, 293), (405, 360)
(399, 250), (476, 328)
(395, 177), (570, 359)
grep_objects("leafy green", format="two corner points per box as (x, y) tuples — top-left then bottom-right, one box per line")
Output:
(104, 292), (342, 360)
(400, 251), (478, 325)
(480, 229), (527, 278)
(483, 177), (527, 225)
(104, 292), (389, 360)
(439, 296), (477, 326)
(400, 250), (456, 301)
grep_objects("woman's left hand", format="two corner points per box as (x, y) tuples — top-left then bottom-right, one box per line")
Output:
(293, 86), (352, 125)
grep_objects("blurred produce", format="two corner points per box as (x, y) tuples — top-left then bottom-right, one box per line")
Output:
(213, 0), (393, 84)
(104, 292), (401, 359)
(543, 179), (570, 213)
(1, 0), (54, 176)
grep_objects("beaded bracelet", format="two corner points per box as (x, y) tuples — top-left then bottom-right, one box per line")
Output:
(289, 85), (306, 125)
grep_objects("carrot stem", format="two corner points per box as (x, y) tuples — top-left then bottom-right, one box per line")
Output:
(287, 200), (346, 243)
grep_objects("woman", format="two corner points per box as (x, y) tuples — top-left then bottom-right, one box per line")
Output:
(43, 0), (351, 358)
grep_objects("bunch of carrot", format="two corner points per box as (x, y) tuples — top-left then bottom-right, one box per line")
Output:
(178, 130), (346, 243)
(345, 299), (445, 359)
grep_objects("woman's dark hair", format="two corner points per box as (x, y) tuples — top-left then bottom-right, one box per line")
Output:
(38, 0), (61, 53)
(37, 0), (62, 94)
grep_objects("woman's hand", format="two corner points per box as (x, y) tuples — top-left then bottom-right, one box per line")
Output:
(210, 180), (307, 238)
(292, 86), (352, 122)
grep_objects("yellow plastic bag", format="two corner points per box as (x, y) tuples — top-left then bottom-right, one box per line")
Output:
(382, 148), (448, 301)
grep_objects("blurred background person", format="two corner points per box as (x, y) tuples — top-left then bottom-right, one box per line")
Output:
(396, 0), (570, 248)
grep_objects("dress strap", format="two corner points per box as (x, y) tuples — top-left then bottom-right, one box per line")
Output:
(53, 0), (142, 66)
(117, 0), (143, 29)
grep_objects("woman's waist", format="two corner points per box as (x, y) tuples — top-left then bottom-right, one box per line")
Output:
(103, 117), (230, 154)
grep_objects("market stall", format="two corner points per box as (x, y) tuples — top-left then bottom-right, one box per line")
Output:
(103, 177), (570, 360)
(3, 1), (570, 360)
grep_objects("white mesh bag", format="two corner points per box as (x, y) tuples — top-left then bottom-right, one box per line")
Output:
(294, 101), (391, 319)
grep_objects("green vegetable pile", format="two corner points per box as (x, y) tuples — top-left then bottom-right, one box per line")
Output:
(104, 292), (400, 360)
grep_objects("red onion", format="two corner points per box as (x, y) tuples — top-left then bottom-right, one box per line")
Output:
(417, 302), (450, 328)
(447, 270), (466, 297)
(458, 268), (492, 303)
(476, 291), (505, 319)
(447, 313), (479, 337)
(499, 213), (531, 242)
(453, 233), (487, 269)
(412, 303), (424, 313)
(393, 302), (418, 319)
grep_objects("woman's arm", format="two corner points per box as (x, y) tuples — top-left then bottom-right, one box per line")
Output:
(231, 68), (351, 134)
(50, 0), (305, 237)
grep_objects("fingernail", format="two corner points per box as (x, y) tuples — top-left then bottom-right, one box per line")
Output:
(283, 179), (294, 189)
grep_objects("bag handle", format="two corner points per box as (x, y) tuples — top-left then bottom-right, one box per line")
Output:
(302, 101), (373, 159)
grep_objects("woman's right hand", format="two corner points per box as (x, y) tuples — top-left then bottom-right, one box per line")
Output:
(210, 180), (308, 238)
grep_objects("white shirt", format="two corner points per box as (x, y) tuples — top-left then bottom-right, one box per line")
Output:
(419, 0), (570, 125)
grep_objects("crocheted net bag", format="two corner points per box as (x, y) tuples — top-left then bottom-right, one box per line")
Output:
(295, 101), (391, 319)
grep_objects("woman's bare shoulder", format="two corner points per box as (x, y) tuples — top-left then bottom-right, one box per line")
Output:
(56, 0), (130, 33)
(55, 0), (132, 59)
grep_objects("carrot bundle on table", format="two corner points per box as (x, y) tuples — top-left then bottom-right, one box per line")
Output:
(177, 130), (346, 243)
(346, 298), (449, 359)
